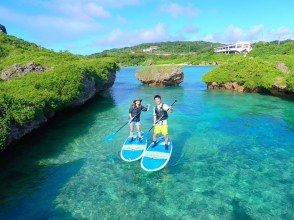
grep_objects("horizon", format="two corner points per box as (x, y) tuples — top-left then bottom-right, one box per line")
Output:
(1, 0), (293, 55)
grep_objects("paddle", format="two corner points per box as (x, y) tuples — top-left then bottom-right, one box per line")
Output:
(147, 100), (177, 134)
(105, 104), (150, 142)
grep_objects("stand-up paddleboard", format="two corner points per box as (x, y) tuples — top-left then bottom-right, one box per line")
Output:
(120, 132), (147, 162)
(141, 136), (173, 172)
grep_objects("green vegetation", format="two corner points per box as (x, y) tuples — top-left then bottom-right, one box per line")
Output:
(203, 41), (294, 93)
(94, 51), (237, 66)
(0, 34), (118, 150)
(203, 58), (282, 89)
(92, 41), (229, 66)
(92, 39), (294, 95)
(97, 41), (221, 54)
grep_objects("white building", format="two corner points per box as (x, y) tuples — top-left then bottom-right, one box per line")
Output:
(143, 46), (159, 53)
(215, 42), (252, 54)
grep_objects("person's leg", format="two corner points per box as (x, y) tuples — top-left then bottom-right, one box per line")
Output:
(136, 123), (141, 139)
(129, 123), (134, 142)
(163, 125), (169, 150)
(153, 133), (157, 142)
(164, 135), (169, 145)
(152, 125), (159, 147)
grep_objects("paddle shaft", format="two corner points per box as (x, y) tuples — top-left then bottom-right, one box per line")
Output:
(148, 100), (177, 133)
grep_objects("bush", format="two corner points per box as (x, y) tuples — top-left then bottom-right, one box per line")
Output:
(202, 57), (284, 89)
(0, 34), (118, 150)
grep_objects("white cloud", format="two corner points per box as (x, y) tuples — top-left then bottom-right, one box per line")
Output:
(268, 26), (294, 41)
(104, 0), (141, 7)
(56, 2), (111, 20)
(117, 15), (128, 24)
(161, 3), (200, 18)
(34, 0), (141, 8)
(203, 24), (294, 43)
(92, 23), (180, 48)
(183, 24), (199, 34)
(203, 25), (258, 43)
(0, 6), (101, 42)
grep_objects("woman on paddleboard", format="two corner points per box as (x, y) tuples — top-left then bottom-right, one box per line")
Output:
(152, 95), (173, 150)
(129, 98), (150, 142)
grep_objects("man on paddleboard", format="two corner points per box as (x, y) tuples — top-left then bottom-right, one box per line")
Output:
(152, 95), (173, 150)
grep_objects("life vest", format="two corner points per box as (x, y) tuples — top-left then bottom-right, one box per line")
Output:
(155, 103), (168, 121)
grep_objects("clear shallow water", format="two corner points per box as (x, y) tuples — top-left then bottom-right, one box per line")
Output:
(0, 66), (293, 219)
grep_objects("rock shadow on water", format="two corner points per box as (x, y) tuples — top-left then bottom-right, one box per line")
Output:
(231, 198), (253, 220)
(0, 91), (117, 217)
(0, 158), (85, 219)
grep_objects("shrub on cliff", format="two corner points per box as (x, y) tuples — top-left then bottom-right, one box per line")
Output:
(202, 58), (287, 90)
(0, 34), (118, 150)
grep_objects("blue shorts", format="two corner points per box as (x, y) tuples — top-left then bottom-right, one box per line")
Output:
(130, 121), (140, 127)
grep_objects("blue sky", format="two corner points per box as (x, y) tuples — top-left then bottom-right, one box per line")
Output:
(0, 0), (293, 54)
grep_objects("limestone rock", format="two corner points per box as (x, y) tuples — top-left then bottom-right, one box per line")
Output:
(208, 82), (245, 92)
(1, 62), (45, 80)
(276, 62), (289, 74)
(136, 65), (183, 86)
(0, 24), (7, 34)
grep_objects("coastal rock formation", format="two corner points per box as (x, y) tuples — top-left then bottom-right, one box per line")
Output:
(270, 83), (293, 97)
(207, 81), (293, 98)
(0, 24), (7, 34)
(1, 62), (46, 80)
(276, 62), (289, 74)
(136, 65), (183, 86)
(208, 82), (247, 92)
(6, 70), (116, 147)
(209, 61), (219, 66)
(72, 70), (116, 106)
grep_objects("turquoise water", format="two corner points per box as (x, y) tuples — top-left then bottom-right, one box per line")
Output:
(0, 66), (293, 219)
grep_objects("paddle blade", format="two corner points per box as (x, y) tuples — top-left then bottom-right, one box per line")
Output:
(105, 132), (116, 142)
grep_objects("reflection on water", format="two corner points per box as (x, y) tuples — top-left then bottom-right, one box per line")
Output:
(0, 66), (293, 219)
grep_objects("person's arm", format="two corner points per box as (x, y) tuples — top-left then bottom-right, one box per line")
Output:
(141, 105), (147, 111)
(129, 107), (133, 120)
(142, 104), (150, 111)
(163, 104), (173, 113)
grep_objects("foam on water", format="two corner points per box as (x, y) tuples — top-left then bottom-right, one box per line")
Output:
(0, 66), (293, 219)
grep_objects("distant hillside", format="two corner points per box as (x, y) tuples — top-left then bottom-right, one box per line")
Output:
(251, 40), (294, 57)
(91, 39), (294, 67)
(96, 41), (222, 55)
(90, 41), (226, 66)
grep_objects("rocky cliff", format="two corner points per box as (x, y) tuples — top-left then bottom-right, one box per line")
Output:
(1, 62), (45, 80)
(6, 70), (116, 147)
(207, 81), (293, 98)
(0, 24), (7, 34)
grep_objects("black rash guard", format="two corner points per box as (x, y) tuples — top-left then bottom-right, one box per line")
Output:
(129, 105), (147, 122)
